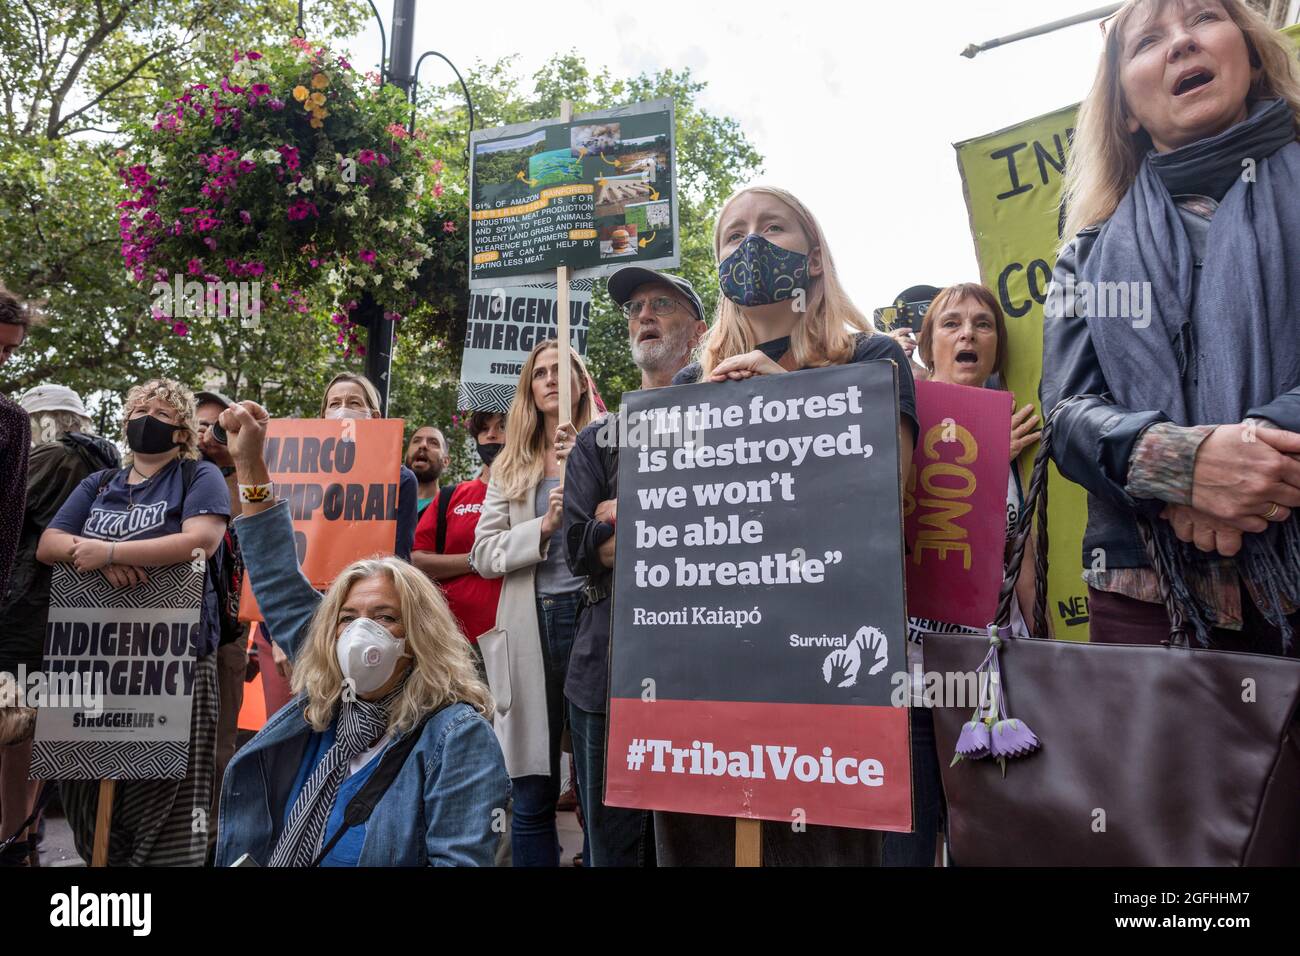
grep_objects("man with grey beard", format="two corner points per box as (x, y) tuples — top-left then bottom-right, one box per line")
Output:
(561, 267), (705, 866)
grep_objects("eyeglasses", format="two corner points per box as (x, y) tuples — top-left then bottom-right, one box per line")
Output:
(621, 295), (680, 320)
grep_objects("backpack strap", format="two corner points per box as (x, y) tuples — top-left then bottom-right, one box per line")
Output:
(434, 484), (455, 555)
(310, 701), (455, 866)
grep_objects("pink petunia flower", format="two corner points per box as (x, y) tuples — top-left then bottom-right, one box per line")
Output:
(443, 220), (457, 233)
(172, 322), (189, 336)
(187, 258), (204, 275)
(358, 249), (376, 264)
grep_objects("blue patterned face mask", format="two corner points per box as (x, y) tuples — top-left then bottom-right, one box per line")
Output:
(717, 233), (810, 307)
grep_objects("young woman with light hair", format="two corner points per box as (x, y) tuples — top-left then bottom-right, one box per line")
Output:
(471, 337), (596, 866)
(1043, 0), (1300, 650)
(213, 400), (508, 867)
(675, 185), (917, 473)
(666, 185), (918, 866)
(36, 378), (230, 866)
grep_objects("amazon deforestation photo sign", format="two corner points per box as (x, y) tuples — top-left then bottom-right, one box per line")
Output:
(468, 98), (679, 285)
(605, 361), (912, 831)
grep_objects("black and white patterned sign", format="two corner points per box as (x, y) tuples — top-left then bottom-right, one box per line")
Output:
(31, 563), (203, 780)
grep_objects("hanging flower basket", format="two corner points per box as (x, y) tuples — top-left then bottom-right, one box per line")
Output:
(117, 39), (456, 354)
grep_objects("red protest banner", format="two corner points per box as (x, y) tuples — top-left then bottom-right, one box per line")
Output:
(903, 381), (1013, 630)
(239, 418), (404, 622)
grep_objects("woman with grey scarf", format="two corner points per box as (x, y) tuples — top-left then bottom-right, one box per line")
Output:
(1042, 0), (1300, 651)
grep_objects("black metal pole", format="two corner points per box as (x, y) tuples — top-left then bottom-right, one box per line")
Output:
(364, 0), (416, 416)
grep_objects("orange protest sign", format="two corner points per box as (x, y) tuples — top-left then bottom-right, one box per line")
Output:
(238, 418), (404, 622)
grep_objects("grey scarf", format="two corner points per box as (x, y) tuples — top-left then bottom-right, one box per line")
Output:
(1078, 98), (1300, 644)
(268, 682), (404, 867)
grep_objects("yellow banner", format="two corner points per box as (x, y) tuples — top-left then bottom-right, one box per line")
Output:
(470, 183), (596, 222)
(955, 105), (1090, 641)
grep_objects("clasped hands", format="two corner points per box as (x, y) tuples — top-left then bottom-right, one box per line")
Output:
(1166, 422), (1300, 557)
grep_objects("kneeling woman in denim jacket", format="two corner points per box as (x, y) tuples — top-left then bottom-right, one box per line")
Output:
(214, 401), (509, 867)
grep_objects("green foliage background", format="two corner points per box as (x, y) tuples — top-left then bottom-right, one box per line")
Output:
(0, 4), (761, 484)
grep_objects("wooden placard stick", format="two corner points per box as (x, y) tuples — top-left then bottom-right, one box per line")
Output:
(735, 818), (762, 867)
(91, 778), (116, 867)
(555, 100), (575, 477)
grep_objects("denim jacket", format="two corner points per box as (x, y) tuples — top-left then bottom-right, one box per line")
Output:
(214, 501), (509, 866)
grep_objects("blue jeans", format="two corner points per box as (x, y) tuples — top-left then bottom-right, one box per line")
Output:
(568, 701), (655, 867)
(881, 707), (945, 866)
(511, 593), (579, 867)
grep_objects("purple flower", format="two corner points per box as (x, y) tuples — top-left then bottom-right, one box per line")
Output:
(172, 321), (189, 336)
(239, 210), (252, 225)
(203, 237), (218, 251)
(267, 98), (285, 111)
(357, 149), (376, 166)
(286, 199), (318, 221)
(246, 261), (265, 277)
(186, 258), (204, 275)
(246, 51), (263, 61)
(358, 249), (376, 264)
(990, 719), (1040, 759)
(249, 83), (271, 98)
(954, 720), (991, 762)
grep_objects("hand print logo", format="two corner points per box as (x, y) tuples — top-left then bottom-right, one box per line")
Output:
(822, 626), (889, 688)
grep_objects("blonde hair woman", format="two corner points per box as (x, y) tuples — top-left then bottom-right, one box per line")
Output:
(1042, 0), (1300, 651)
(471, 338), (595, 866)
(674, 185), (917, 468)
(37, 378), (230, 866)
(665, 185), (917, 867)
(213, 400), (507, 867)
(316, 372), (419, 561)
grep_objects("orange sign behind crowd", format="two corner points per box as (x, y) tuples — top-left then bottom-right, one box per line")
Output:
(238, 418), (405, 622)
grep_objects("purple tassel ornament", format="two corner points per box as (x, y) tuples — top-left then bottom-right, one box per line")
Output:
(950, 626), (1041, 773)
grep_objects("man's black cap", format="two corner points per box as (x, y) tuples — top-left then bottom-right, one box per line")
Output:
(607, 267), (706, 323)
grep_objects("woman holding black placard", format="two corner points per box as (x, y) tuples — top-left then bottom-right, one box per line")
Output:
(666, 185), (917, 865)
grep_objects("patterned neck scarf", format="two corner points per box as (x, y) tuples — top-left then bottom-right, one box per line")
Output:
(268, 680), (406, 867)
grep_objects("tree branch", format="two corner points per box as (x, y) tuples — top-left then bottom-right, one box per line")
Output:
(53, 41), (179, 136)
(44, 0), (135, 139)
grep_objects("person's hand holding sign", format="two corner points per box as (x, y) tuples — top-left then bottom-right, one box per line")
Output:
(70, 537), (114, 572)
(707, 350), (786, 383)
(554, 422), (577, 463)
(1009, 399), (1042, 462)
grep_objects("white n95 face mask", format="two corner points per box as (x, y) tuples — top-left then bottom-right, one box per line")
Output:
(336, 617), (409, 695)
(325, 407), (371, 420)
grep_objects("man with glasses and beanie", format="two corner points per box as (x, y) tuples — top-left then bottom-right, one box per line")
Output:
(560, 266), (706, 866)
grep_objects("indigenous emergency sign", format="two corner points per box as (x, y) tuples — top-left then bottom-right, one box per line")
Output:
(605, 362), (912, 831)
(240, 418), (403, 620)
(904, 380), (1013, 630)
(31, 563), (203, 780)
(457, 280), (593, 412)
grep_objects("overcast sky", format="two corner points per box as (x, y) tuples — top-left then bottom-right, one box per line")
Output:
(342, 2), (1126, 311)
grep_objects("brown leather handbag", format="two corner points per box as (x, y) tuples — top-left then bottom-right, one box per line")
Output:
(922, 409), (1300, 866)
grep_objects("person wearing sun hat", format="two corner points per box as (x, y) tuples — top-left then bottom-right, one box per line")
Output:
(1, 383), (118, 867)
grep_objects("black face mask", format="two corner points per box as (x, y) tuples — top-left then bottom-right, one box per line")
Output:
(127, 414), (180, 455)
(476, 442), (504, 468)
